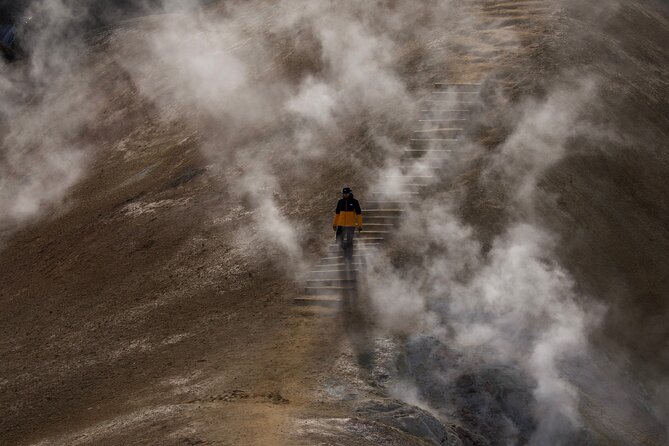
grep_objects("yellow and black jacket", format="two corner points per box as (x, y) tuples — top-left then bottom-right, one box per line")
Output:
(333, 195), (362, 227)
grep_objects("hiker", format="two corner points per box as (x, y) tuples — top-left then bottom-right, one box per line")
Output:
(332, 187), (363, 260)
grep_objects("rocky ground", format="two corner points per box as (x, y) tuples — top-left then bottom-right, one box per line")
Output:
(1, 0), (667, 445)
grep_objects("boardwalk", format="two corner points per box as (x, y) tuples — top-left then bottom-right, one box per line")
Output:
(294, 82), (481, 310)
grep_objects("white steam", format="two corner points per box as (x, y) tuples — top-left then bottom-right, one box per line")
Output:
(1, 0), (648, 443)
(112, 0), (433, 270)
(0, 0), (103, 238)
(489, 77), (599, 207)
(363, 76), (608, 442)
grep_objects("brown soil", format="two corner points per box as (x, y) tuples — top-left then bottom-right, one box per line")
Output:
(1, 0), (668, 444)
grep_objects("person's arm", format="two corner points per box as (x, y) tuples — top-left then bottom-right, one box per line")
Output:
(355, 200), (363, 230)
(332, 201), (340, 231)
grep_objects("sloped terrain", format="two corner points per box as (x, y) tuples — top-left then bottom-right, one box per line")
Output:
(0, 0), (668, 445)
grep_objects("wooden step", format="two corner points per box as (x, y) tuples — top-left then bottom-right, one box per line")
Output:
(319, 255), (366, 262)
(306, 273), (360, 281)
(409, 138), (459, 146)
(304, 286), (355, 296)
(363, 208), (405, 214)
(420, 110), (470, 120)
(326, 241), (382, 246)
(314, 262), (365, 268)
(431, 91), (479, 99)
(392, 163), (444, 171)
(413, 128), (464, 133)
(308, 268), (360, 274)
(293, 295), (341, 307)
(365, 201), (409, 210)
(417, 118), (468, 123)
(361, 215), (401, 224)
(423, 100), (477, 105)
(305, 277), (357, 286)
(328, 238), (385, 244)
(404, 148), (454, 158)
(366, 202), (410, 210)
(360, 222), (395, 228)
(326, 246), (380, 254)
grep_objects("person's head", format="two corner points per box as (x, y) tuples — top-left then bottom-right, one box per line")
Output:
(342, 186), (352, 198)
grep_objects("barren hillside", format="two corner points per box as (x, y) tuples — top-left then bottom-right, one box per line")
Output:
(0, 1), (667, 445)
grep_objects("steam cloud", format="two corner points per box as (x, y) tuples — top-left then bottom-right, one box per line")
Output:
(0, 0), (105, 240)
(111, 0), (425, 269)
(2, 0), (665, 444)
(0, 0), (602, 440)
(362, 75), (617, 443)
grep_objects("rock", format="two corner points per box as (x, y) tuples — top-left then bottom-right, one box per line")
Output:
(357, 399), (463, 445)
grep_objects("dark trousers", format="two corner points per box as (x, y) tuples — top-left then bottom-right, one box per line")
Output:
(336, 226), (356, 260)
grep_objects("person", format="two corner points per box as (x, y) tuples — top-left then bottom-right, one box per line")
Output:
(332, 186), (363, 260)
